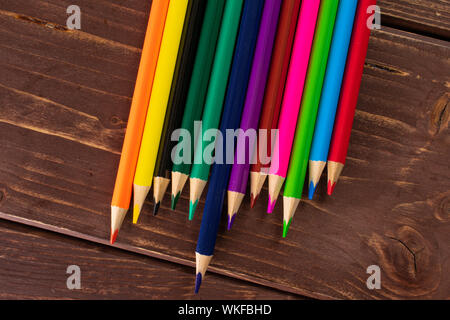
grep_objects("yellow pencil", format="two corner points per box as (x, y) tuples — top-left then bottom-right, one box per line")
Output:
(132, 0), (190, 224)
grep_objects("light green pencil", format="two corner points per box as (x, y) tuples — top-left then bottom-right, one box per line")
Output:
(188, 0), (244, 219)
(283, 0), (339, 237)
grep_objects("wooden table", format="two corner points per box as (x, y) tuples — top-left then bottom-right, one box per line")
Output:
(0, 0), (449, 300)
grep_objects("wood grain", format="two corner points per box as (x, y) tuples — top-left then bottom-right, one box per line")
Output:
(0, 0), (449, 299)
(378, 0), (450, 40)
(0, 219), (301, 299)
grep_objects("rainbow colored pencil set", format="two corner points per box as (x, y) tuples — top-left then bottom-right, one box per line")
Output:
(110, 0), (377, 293)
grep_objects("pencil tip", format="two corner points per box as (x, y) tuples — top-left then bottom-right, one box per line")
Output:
(110, 229), (118, 244)
(153, 202), (160, 216)
(171, 193), (180, 210)
(189, 200), (198, 221)
(327, 180), (336, 195)
(308, 181), (317, 200)
(282, 218), (292, 238)
(227, 214), (236, 230)
(194, 272), (202, 294)
(267, 195), (276, 214)
(132, 204), (141, 224)
(250, 194), (257, 209)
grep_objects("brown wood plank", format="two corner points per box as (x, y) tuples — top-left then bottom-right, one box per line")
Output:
(0, 2), (449, 299)
(378, 0), (450, 40)
(1, 0), (449, 45)
(0, 219), (301, 299)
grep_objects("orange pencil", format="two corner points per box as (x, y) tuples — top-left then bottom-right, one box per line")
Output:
(110, 0), (169, 244)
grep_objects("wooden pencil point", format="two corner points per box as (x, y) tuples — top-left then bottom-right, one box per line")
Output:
(171, 171), (189, 207)
(133, 184), (151, 224)
(190, 178), (207, 207)
(283, 196), (300, 236)
(308, 160), (326, 199)
(153, 177), (170, 206)
(250, 171), (267, 207)
(111, 206), (127, 244)
(227, 191), (245, 221)
(196, 252), (213, 282)
(267, 174), (285, 213)
(309, 160), (326, 188)
(327, 161), (344, 195)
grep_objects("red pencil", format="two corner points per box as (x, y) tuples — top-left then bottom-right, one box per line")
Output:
(327, 0), (377, 195)
(249, 0), (301, 208)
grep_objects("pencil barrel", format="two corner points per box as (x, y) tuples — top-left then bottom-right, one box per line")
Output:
(196, 0), (266, 256)
(171, 0), (226, 177)
(309, 0), (358, 163)
(283, 0), (340, 199)
(154, 0), (207, 179)
(111, 0), (169, 209)
(328, 0), (377, 165)
(190, 0), (245, 182)
(268, 0), (321, 178)
(251, 0), (301, 174)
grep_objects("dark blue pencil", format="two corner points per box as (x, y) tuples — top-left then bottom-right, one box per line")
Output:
(194, 0), (265, 294)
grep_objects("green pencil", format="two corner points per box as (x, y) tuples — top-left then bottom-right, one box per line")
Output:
(283, 0), (339, 237)
(171, 0), (226, 210)
(189, 0), (244, 218)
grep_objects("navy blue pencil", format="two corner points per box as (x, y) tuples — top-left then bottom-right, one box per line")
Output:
(194, 0), (265, 294)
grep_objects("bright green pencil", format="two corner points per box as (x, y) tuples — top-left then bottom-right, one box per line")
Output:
(283, 0), (339, 237)
(189, 0), (244, 218)
(171, 0), (226, 210)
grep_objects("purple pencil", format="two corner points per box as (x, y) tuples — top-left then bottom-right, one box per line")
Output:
(227, 0), (282, 229)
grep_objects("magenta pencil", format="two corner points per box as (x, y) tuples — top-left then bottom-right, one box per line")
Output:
(227, 0), (282, 228)
(267, 0), (321, 213)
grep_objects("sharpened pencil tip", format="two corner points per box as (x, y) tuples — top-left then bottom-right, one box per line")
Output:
(189, 200), (198, 221)
(153, 202), (160, 216)
(110, 229), (118, 244)
(327, 180), (336, 196)
(267, 195), (276, 214)
(194, 273), (202, 294)
(282, 218), (292, 238)
(308, 181), (317, 200)
(171, 193), (180, 210)
(132, 204), (141, 224)
(250, 194), (258, 209)
(227, 214), (236, 231)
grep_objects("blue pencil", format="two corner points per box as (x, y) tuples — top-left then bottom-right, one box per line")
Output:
(194, 0), (265, 294)
(308, 0), (358, 199)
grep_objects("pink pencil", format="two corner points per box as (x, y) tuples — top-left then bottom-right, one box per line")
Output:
(267, 0), (320, 213)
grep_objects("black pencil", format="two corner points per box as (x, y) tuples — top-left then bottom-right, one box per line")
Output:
(152, 0), (207, 215)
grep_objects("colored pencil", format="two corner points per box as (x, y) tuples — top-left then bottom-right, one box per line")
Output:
(283, 0), (339, 237)
(188, 0), (244, 218)
(249, 0), (301, 207)
(267, 0), (321, 214)
(328, 0), (377, 195)
(110, 0), (169, 244)
(308, 0), (358, 200)
(194, 0), (265, 292)
(131, 0), (189, 225)
(152, 0), (207, 216)
(227, 0), (282, 229)
(171, 0), (226, 210)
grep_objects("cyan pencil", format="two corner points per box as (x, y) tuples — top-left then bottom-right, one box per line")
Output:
(308, 0), (358, 199)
